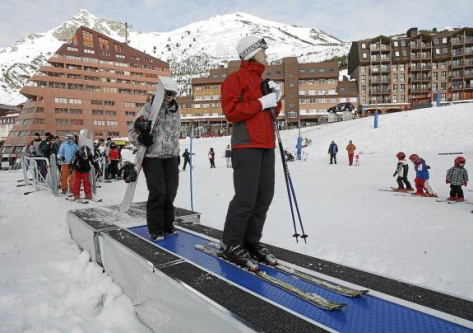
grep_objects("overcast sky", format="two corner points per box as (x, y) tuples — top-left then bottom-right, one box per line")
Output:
(1, 0), (472, 48)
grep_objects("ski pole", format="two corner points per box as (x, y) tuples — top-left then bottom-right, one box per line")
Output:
(287, 173), (308, 242)
(261, 79), (306, 243)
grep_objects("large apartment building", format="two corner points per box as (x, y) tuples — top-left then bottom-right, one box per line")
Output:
(348, 27), (473, 111)
(3, 26), (170, 152)
(177, 57), (358, 136)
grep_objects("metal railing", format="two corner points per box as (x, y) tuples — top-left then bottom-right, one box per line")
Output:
(22, 155), (59, 195)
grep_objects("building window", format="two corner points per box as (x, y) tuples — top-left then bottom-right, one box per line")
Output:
(54, 97), (68, 104)
(67, 46), (78, 52)
(362, 43), (366, 49)
(98, 36), (109, 50)
(84, 49), (95, 54)
(82, 30), (94, 48)
(287, 111), (297, 118)
(69, 109), (82, 115)
(92, 110), (104, 115)
(55, 108), (68, 114)
(362, 53), (367, 59)
(56, 119), (70, 126)
(70, 119), (84, 125)
(71, 33), (78, 45)
(114, 43), (124, 52)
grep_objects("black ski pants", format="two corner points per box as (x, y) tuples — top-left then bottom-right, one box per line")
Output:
(142, 157), (179, 234)
(223, 148), (275, 247)
(330, 153), (337, 164)
(396, 176), (412, 189)
(450, 184), (464, 199)
(183, 158), (191, 170)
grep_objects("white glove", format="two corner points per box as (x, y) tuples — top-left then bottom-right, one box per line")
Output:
(268, 80), (282, 101)
(259, 92), (277, 110)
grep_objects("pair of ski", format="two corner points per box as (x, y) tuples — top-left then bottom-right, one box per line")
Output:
(196, 242), (368, 311)
(378, 187), (415, 194)
(435, 199), (471, 205)
(65, 194), (103, 204)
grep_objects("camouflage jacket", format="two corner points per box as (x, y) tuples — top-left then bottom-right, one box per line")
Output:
(128, 101), (180, 158)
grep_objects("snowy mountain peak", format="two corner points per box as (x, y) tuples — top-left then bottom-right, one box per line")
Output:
(0, 10), (350, 104)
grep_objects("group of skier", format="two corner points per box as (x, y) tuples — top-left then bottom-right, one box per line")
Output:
(327, 140), (358, 166)
(392, 152), (468, 201)
(27, 130), (125, 202)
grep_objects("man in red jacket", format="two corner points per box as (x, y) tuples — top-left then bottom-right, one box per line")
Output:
(220, 35), (282, 272)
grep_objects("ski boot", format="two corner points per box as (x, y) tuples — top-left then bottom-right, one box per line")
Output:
(456, 198), (465, 202)
(164, 223), (177, 235)
(246, 242), (278, 266)
(447, 196), (457, 201)
(150, 232), (164, 241)
(221, 244), (260, 272)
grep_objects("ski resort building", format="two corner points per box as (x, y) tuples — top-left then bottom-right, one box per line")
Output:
(348, 27), (473, 112)
(177, 58), (358, 137)
(3, 26), (170, 151)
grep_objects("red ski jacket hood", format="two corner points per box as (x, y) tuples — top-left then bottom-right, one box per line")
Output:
(221, 60), (282, 149)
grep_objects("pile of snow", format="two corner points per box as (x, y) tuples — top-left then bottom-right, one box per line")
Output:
(1, 103), (472, 331)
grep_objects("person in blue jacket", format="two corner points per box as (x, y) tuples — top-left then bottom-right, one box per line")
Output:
(409, 154), (436, 197)
(57, 134), (78, 194)
(328, 141), (338, 165)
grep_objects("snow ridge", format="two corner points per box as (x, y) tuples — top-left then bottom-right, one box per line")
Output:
(0, 10), (349, 104)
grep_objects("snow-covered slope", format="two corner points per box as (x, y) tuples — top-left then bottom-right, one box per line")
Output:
(0, 9), (350, 104)
(1, 104), (472, 331)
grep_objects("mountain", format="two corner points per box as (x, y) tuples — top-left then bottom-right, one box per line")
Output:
(0, 9), (350, 104)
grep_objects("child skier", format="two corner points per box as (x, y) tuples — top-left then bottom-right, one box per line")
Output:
(409, 154), (436, 197)
(446, 156), (468, 202)
(392, 152), (413, 191)
(108, 142), (120, 179)
(71, 146), (99, 202)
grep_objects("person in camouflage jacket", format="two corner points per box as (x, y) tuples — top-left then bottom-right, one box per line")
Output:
(128, 77), (180, 240)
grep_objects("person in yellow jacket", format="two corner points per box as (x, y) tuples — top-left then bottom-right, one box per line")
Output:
(346, 140), (356, 166)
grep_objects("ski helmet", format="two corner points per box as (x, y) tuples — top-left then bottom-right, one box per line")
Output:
(454, 156), (466, 165)
(396, 152), (405, 160)
(409, 154), (419, 163)
(160, 76), (179, 96)
(236, 35), (268, 60)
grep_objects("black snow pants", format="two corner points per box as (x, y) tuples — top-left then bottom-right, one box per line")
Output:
(397, 176), (412, 189)
(450, 184), (464, 199)
(142, 157), (179, 234)
(330, 153), (337, 164)
(222, 148), (275, 247)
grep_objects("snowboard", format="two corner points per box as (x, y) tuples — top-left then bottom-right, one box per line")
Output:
(120, 79), (165, 213)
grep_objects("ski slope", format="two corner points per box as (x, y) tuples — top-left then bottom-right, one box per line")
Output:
(0, 103), (472, 331)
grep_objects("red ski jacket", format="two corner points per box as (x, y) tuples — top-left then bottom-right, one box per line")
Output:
(221, 60), (282, 149)
(108, 148), (119, 160)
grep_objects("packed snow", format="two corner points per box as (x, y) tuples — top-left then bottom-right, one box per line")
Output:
(1, 103), (472, 332)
